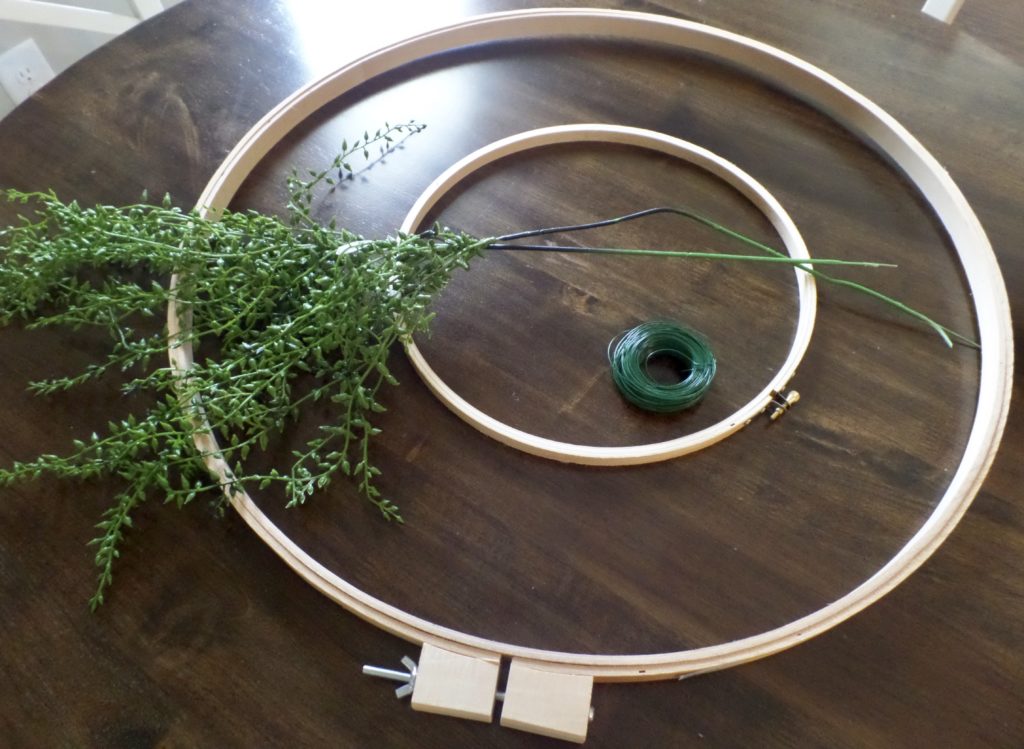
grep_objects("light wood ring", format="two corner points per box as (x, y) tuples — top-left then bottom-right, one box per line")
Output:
(400, 123), (816, 464)
(167, 9), (1013, 681)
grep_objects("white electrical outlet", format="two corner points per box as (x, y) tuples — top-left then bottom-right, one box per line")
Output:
(0, 39), (56, 106)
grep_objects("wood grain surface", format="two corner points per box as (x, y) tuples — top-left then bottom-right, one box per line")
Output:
(0, 0), (1020, 746)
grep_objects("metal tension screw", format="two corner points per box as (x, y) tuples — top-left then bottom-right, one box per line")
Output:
(768, 389), (800, 421)
(363, 655), (418, 699)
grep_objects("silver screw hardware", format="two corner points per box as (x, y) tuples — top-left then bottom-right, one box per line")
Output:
(362, 655), (418, 699)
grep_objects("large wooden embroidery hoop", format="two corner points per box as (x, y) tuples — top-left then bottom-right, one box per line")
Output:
(167, 8), (1013, 681)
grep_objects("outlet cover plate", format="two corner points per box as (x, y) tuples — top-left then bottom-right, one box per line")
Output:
(0, 38), (56, 105)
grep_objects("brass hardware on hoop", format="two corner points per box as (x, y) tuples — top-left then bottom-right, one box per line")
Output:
(768, 389), (800, 421)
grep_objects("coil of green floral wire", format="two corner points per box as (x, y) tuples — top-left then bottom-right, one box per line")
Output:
(608, 321), (717, 413)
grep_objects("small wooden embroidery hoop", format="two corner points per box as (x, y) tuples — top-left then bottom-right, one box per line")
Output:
(401, 123), (816, 464)
(167, 8), (1013, 681)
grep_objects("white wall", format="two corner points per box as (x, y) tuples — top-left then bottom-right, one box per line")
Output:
(0, 0), (182, 120)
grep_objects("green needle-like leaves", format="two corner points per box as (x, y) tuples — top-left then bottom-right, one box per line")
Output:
(0, 124), (488, 608)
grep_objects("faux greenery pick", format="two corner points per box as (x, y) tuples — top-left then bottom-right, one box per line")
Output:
(0, 123), (495, 608)
(0, 121), (973, 609)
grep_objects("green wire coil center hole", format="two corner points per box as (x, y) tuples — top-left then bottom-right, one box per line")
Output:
(644, 350), (693, 385)
(609, 321), (717, 413)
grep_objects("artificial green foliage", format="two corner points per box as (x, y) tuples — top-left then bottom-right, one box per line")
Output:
(0, 123), (488, 609)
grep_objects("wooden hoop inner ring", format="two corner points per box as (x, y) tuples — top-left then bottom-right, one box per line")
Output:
(401, 123), (816, 464)
(168, 9), (1013, 681)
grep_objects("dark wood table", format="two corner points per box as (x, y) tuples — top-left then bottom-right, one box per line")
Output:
(1, 1), (1020, 746)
